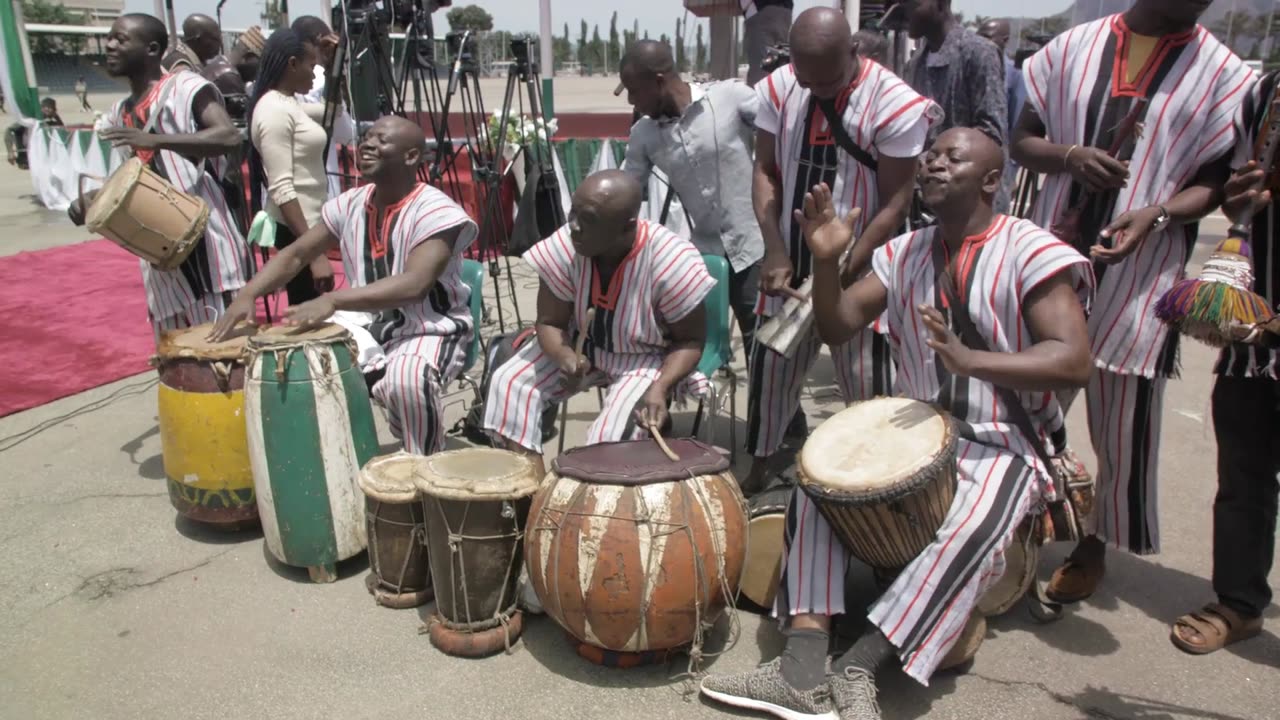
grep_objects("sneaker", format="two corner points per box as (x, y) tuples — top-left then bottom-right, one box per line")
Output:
(829, 667), (882, 720)
(700, 658), (838, 720)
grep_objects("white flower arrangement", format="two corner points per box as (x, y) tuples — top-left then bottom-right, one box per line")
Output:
(484, 110), (558, 160)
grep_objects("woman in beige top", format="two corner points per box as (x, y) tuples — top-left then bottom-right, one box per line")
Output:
(248, 28), (334, 305)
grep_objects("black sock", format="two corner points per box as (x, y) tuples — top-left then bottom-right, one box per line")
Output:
(778, 627), (829, 691)
(832, 627), (894, 675)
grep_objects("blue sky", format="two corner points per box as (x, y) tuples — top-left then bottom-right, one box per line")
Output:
(122, 0), (1076, 36)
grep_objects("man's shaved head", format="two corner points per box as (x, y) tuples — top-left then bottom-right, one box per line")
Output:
(182, 13), (222, 61)
(619, 40), (675, 76)
(357, 115), (429, 181)
(919, 128), (1005, 214)
(978, 19), (1011, 52)
(568, 170), (644, 258)
(789, 8), (857, 100)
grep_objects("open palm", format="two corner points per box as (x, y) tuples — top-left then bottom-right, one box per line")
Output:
(793, 183), (861, 261)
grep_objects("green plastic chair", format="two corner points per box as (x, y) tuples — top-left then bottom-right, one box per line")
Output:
(692, 254), (739, 461)
(460, 259), (484, 374)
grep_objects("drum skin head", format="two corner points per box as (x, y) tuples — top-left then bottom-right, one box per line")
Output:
(248, 322), (350, 350)
(359, 452), (425, 503)
(417, 448), (539, 501)
(552, 439), (730, 485)
(799, 398), (954, 499)
(156, 321), (256, 361)
(85, 157), (143, 231)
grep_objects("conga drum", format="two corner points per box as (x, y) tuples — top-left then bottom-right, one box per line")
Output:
(798, 398), (957, 570)
(82, 157), (209, 270)
(526, 439), (747, 667)
(415, 448), (538, 657)
(155, 322), (258, 529)
(359, 453), (432, 608)
(738, 485), (792, 611)
(245, 324), (380, 583)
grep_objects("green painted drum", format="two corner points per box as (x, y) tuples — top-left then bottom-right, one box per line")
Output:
(244, 323), (380, 583)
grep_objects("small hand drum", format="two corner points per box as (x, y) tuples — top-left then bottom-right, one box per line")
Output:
(83, 157), (209, 270)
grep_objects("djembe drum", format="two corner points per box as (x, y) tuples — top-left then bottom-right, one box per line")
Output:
(155, 322), (258, 529)
(359, 453), (433, 609)
(245, 324), (379, 583)
(526, 439), (747, 667)
(415, 448), (538, 658)
(81, 157), (208, 270)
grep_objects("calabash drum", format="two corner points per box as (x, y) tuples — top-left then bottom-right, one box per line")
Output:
(155, 322), (258, 529)
(738, 485), (792, 611)
(245, 324), (380, 583)
(83, 157), (209, 270)
(798, 398), (957, 570)
(977, 520), (1039, 618)
(359, 453), (432, 609)
(415, 448), (538, 657)
(526, 439), (747, 666)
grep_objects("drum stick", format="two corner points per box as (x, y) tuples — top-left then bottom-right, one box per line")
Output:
(647, 425), (681, 462)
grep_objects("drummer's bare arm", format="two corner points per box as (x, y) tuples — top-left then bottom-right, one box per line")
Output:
(102, 87), (239, 158)
(754, 130), (796, 296)
(534, 285), (582, 374)
(654, 305), (706, 393)
(919, 271), (1091, 390)
(326, 227), (462, 313)
(842, 155), (916, 279)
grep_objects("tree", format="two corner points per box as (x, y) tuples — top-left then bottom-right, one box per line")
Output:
(555, 22), (573, 68)
(1021, 15), (1070, 45)
(589, 25), (606, 73)
(578, 20), (589, 67)
(446, 4), (494, 32)
(674, 18), (688, 73)
(260, 0), (284, 29)
(23, 0), (88, 54)
(695, 23), (706, 74)
(608, 12), (621, 70)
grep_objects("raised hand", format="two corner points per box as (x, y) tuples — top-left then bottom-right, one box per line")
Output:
(793, 183), (862, 262)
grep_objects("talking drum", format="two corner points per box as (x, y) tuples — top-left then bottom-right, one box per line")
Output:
(83, 157), (209, 271)
(415, 448), (538, 657)
(526, 439), (747, 667)
(798, 397), (957, 571)
(245, 324), (380, 583)
(359, 453), (433, 609)
(155, 322), (258, 529)
(738, 485), (792, 612)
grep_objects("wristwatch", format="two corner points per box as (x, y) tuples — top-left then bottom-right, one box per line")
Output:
(1150, 205), (1171, 233)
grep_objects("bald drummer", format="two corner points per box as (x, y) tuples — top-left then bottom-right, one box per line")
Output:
(482, 170), (715, 473)
(211, 116), (478, 456)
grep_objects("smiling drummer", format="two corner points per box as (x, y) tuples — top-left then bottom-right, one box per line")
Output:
(700, 128), (1094, 720)
(209, 115), (478, 457)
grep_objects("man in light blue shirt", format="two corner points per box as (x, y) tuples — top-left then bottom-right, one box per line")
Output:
(617, 40), (767, 356)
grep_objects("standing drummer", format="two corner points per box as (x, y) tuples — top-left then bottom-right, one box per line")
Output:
(68, 13), (250, 333)
(482, 170), (714, 474)
(210, 116), (478, 457)
(701, 128), (1094, 719)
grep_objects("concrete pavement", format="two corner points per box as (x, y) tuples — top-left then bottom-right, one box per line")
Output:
(0, 154), (1276, 720)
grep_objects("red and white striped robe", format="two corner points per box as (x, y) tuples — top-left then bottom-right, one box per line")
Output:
(748, 60), (938, 457)
(107, 72), (250, 330)
(777, 216), (1094, 684)
(321, 183), (478, 454)
(483, 220), (716, 453)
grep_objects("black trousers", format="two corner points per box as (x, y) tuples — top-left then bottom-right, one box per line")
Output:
(274, 222), (320, 306)
(1211, 375), (1280, 619)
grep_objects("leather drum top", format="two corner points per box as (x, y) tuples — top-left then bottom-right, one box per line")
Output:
(552, 439), (730, 485)
(415, 448), (539, 501)
(247, 322), (350, 351)
(156, 321), (256, 361)
(358, 452), (425, 503)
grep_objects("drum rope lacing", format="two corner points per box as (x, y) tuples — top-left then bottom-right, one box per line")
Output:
(366, 500), (427, 595)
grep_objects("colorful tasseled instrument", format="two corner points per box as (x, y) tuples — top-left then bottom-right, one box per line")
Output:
(1154, 87), (1280, 347)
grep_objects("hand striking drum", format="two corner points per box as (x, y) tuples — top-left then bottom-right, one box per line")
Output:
(701, 129), (1095, 720)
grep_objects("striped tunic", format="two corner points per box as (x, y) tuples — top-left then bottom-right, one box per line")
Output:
(107, 72), (250, 326)
(1217, 70), (1280, 379)
(1024, 15), (1254, 378)
(753, 60), (938, 319)
(776, 216), (1094, 684)
(320, 183), (478, 345)
(484, 220), (717, 452)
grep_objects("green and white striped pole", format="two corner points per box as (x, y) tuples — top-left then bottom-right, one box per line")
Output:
(0, 0), (41, 118)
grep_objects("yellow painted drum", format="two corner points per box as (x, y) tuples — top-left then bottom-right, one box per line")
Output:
(155, 322), (258, 529)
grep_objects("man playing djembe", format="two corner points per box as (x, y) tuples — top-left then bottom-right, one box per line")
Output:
(209, 115), (478, 457)
(701, 128), (1094, 720)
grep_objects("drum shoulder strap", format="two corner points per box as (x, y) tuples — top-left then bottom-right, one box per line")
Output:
(815, 98), (878, 173)
(937, 268), (1056, 475)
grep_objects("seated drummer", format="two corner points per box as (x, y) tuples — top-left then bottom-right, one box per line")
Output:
(482, 170), (715, 473)
(700, 128), (1094, 720)
(209, 115), (478, 456)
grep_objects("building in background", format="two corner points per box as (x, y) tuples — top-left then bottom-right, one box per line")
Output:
(51, 0), (124, 27)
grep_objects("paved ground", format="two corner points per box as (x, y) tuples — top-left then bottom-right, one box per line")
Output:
(0, 148), (1277, 719)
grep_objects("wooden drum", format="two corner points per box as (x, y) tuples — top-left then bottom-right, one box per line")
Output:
(155, 322), (258, 529)
(526, 439), (747, 667)
(415, 448), (538, 658)
(798, 398), (957, 570)
(738, 485), (792, 612)
(84, 157), (209, 270)
(359, 453), (433, 609)
(245, 324), (380, 583)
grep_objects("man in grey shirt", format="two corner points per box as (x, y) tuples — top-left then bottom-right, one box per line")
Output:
(617, 40), (766, 355)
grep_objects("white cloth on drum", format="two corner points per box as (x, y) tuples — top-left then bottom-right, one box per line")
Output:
(328, 310), (387, 373)
(372, 333), (469, 455)
(774, 442), (1038, 685)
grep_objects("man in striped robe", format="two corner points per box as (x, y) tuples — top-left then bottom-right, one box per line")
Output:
(702, 128), (1094, 720)
(746, 6), (938, 495)
(482, 170), (715, 476)
(1170, 75), (1278, 656)
(68, 13), (250, 334)
(1012, 0), (1254, 601)
(210, 116), (478, 456)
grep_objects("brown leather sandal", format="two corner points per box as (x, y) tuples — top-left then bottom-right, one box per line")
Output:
(1045, 538), (1106, 604)
(1170, 603), (1263, 655)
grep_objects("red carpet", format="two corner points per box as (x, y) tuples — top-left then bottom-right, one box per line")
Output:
(0, 240), (154, 418)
